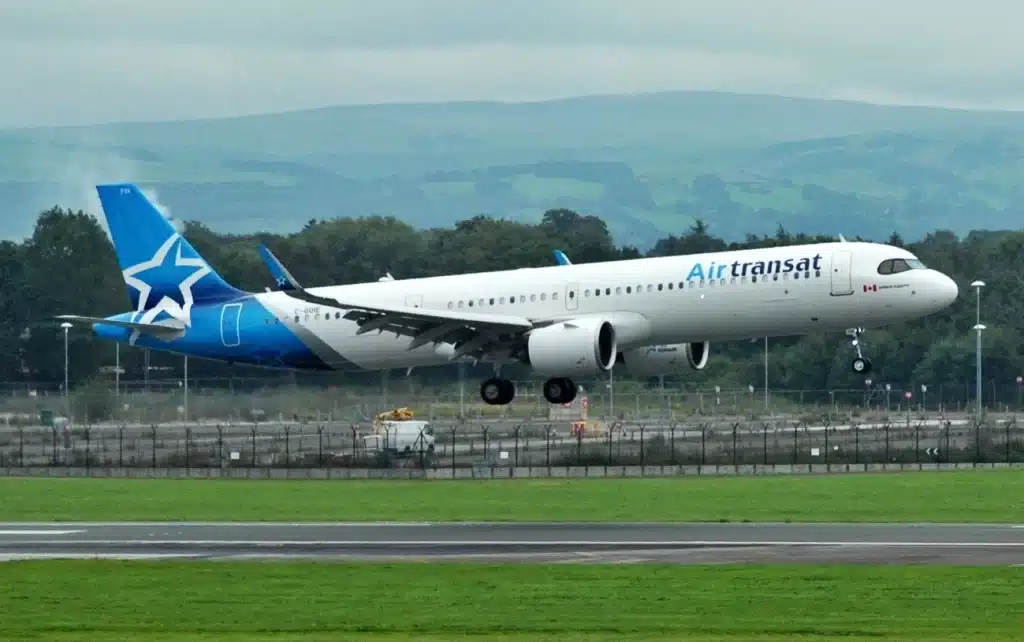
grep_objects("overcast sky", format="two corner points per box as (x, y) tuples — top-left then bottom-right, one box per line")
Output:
(1, 0), (1021, 127)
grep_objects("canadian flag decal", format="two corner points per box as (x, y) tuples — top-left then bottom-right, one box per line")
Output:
(863, 284), (878, 292)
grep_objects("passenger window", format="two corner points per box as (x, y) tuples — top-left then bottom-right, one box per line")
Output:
(554, 292), (560, 300)
(626, 286), (632, 293)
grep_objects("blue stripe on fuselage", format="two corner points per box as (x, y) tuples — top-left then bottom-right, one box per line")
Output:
(91, 296), (331, 370)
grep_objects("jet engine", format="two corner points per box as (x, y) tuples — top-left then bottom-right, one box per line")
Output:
(618, 341), (710, 375)
(526, 318), (617, 377)
(685, 340), (710, 370)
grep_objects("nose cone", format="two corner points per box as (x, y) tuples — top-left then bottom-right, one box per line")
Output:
(936, 273), (959, 307)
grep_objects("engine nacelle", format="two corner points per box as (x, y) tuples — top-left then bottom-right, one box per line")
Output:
(526, 318), (617, 377)
(618, 341), (710, 376)
(685, 340), (710, 370)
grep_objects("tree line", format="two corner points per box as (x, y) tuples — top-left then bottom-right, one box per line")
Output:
(1, 205), (1018, 399)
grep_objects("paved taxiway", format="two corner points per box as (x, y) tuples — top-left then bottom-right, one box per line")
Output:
(0, 522), (1021, 564)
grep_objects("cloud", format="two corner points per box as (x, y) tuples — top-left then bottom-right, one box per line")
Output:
(0, 0), (1022, 126)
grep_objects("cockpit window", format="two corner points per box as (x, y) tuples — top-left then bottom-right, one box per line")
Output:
(877, 258), (926, 275)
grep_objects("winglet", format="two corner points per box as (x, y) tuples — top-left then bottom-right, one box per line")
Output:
(553, 249), (572, 266)
(258, 243), (302, 291)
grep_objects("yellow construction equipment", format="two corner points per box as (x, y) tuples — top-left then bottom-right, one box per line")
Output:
(375, 407), (414, 422)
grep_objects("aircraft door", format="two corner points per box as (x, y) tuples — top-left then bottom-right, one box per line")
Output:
(404, 294), (423, 308)
(220, 303), (242, 347)
(565, 282), (579, 311)
(830, 251), (854, 296)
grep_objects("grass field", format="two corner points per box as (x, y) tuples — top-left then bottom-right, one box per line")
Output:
(0, 562), (1020, 640)
(0, 469), (1021, 522)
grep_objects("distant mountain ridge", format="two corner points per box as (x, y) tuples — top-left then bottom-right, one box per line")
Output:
(2, 90), (1023, 246)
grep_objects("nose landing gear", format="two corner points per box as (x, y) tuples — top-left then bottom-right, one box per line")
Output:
(847, 327), (872, 374)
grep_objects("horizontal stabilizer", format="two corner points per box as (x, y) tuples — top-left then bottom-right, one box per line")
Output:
(54, 315), (185, 339)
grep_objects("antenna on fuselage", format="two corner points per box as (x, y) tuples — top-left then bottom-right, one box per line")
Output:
(838, 234), (848, 243)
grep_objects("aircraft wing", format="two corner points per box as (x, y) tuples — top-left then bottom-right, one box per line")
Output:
(54, 315), (186, 339)
(280, 287), (537, 360)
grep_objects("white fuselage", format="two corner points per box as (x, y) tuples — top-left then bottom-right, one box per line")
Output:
(253, 241), (958, 371)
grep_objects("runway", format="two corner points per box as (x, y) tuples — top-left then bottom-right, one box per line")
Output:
(0, 522), (1022, 565)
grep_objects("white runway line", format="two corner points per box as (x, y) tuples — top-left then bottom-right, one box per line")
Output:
(0, 553), (205, 561)
(0, 530), (85, 536)
(14, 539), (1023, 547)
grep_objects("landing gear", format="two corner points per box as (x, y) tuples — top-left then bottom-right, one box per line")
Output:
(846, 327), (872, 374)
(542, 377), (577, 405)
(480, 377), (515, 405)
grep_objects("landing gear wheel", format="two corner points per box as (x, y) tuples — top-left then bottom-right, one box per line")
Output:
(852, 357), (872, 374)
(480, 377), (515, 405)
(846, 327), (872, 375)
(542, 377), (577, 404)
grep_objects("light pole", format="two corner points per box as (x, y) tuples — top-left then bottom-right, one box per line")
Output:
(970, 280), (985, 420)
(60, 322), (72, 419)
(763, 336), (768, 410)
(183, 355), (189, 424)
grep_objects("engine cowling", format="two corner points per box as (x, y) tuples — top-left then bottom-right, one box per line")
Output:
(526, 318), (617, 377)
(619, 341), (710, 375)
(685, 341), (710, 370)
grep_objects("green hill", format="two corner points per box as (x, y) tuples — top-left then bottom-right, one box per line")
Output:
(2, 90), (1024, 246)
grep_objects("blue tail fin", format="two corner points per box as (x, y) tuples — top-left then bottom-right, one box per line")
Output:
(96, 184), (246, 323)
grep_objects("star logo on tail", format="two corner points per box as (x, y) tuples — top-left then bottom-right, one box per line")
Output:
(122, 233), (211, 344)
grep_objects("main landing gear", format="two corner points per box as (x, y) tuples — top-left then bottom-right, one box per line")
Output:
(847, 327), (872, 375)
(479, 376), (578, 405)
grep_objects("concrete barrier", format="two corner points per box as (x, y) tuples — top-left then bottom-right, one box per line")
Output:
(1, 461), (1021, 480)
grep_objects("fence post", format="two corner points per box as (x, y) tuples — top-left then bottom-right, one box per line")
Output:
(639, 425), (645, 468)
(119, 427), (124, 468)
(732, 422), (739, 467)
(762, 422), (768, 466)
(670, 424), (676, 465)
(450, 426), (457, 476)
(284, 425), (291, 469)
(85, 426), (91, 473)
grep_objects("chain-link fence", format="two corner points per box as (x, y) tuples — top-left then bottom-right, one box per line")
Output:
(2, 378), (1022, 426)
(2, 415), (1021, 472)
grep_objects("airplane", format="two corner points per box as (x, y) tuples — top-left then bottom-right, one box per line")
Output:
(57, 183), (960, 407)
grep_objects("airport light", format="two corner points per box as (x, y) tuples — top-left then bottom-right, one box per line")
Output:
(60, 322), (72, 419)
(763, 337), (768, 410)
(183, 355), (189, 424)
(971, 280), (985, 420)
